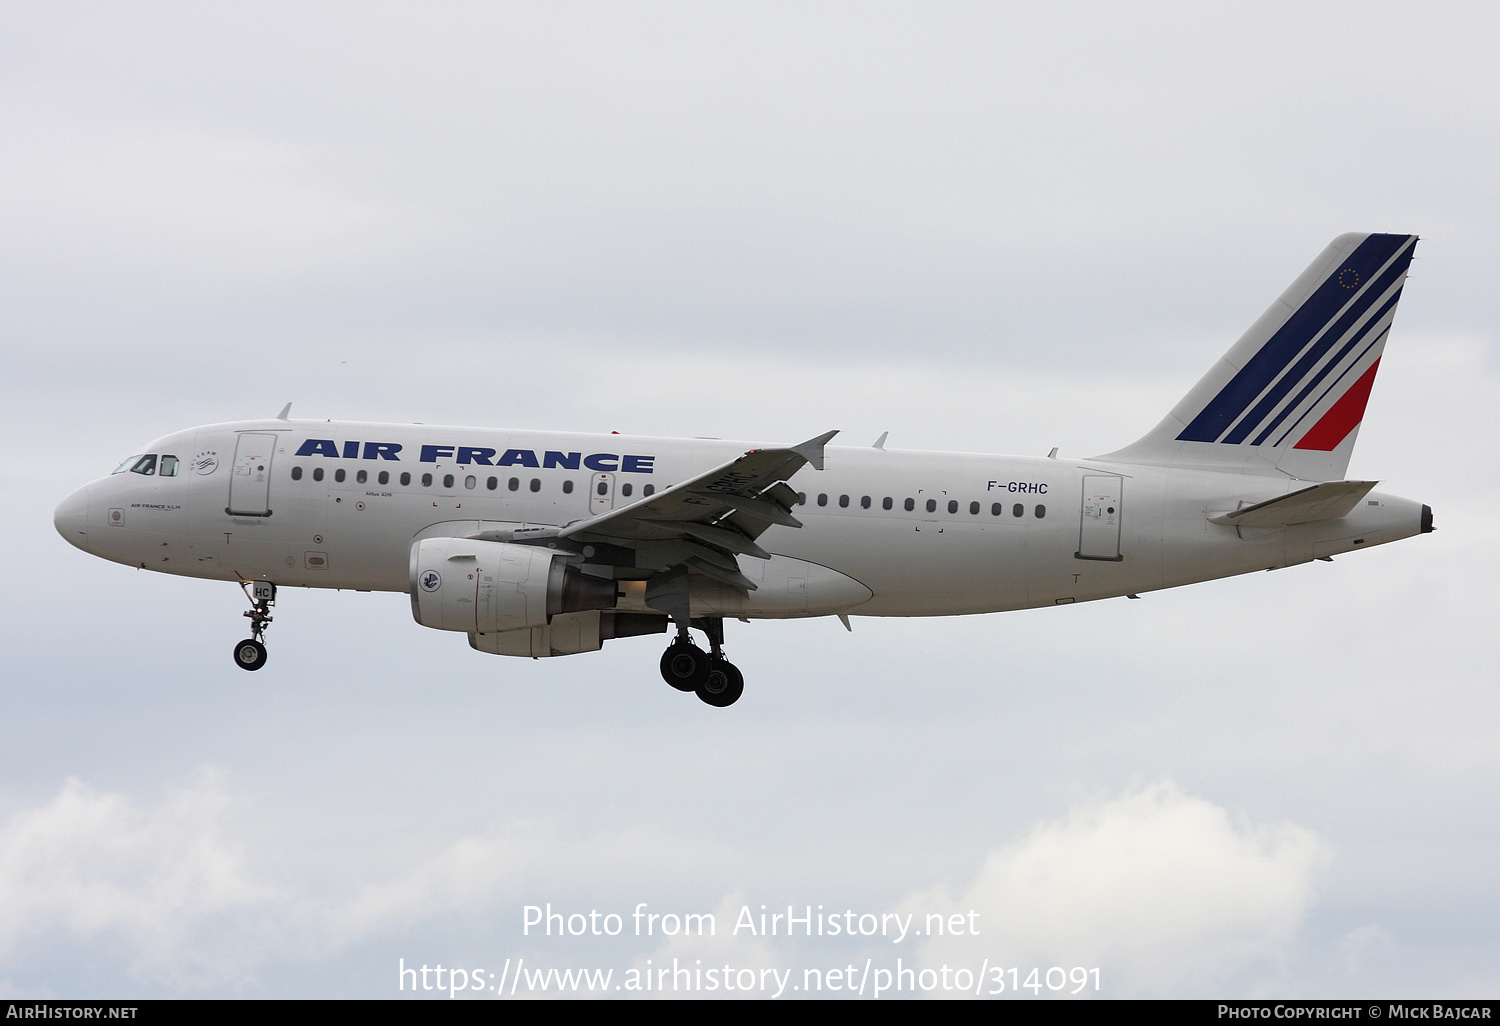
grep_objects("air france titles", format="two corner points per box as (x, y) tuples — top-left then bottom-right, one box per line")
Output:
(292, 439), (655, 473)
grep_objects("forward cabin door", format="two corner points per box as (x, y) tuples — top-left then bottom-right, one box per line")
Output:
(1076, 474), (1123, 561)
(226, 432), (276, 517)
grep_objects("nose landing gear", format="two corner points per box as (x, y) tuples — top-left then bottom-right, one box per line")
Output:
(658, 616), (743, 707)
(233, 581), (275, 671)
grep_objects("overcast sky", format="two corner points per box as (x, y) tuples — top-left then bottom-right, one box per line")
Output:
(3, 1), (1497, 999)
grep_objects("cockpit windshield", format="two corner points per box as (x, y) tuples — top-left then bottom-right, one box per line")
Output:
(111, 454), (177, 476)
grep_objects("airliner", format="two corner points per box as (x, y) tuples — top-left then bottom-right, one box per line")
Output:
(54, 233), (1433, 706)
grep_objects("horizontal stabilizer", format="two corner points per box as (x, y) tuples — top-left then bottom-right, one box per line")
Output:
(1209, 480), (1377, 527)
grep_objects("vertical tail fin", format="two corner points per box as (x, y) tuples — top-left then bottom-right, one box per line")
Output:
(1098, 233), (1418, 480)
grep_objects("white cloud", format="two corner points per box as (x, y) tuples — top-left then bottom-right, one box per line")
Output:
(0, 773), (735, 992)
(906, 782), (1326, 996)
(0, 771), (278, 988)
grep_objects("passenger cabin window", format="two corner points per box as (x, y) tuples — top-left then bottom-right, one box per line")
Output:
(334, 469), (346, 483)
(291, 466), (303, 481)
(356, 469), (367, 484)
(622, 483), (633, 497)
(1013, 503), (1023, 517)
(487, 477), (498, 490)
(926, 499), (937, 513)
(378, 471), (389, 485)
(465, 475), (476, 489)
(839, 494), (850, 508)
(817, 494), (828, 507)
(969, 501), (980, 515)
(643, 484), (655, 497)
(882, 497), (892, 510)
(313, 467), (324, 482)
(860, 495), (871, 509)
(796, 492), (807, 505)
(530, 478), (540, 492)
(508, 478), (519, 491)
(421, 473), (433, 487)
(947, 500), (958, 514)
(562, 479), (573, 494)
(159, 455), (179, 477)
(1035, 504), (1046, 519)
(905, 498), (915, 511)
(442, 474), (454, 488)
(400, 472), (411, 486)
(991, 502), (1002, 516)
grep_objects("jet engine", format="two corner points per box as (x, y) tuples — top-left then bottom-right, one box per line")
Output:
(409, 537), (617, 634)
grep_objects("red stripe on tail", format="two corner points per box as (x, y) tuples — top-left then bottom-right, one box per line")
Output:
(1293, 358), (1381, 452)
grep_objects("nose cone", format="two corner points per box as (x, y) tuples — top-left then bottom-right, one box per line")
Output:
(54, 485), (91, 551)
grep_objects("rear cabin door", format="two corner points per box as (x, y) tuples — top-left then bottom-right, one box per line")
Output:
(1076, 474), (1123, 561)
(226, 432), (276, 517)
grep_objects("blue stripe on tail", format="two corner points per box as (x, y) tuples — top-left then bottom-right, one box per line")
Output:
(1176, 234), (1413, 444)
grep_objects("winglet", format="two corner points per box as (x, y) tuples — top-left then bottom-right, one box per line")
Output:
(872, 431), (888, 450)
(790, 430), (838, 471)
(276, 403), (292, 421)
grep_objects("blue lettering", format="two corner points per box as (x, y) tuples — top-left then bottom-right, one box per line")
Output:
(621, 454), (655, 474)
(342, 440), (360, 459)
(498, 449), (541, 468)
(456, 446), (496, 466)
(583, 453), (619, 472)
(363, 442), (402, 460)
(543, 451), (581, 470)
(419, 445), (455, 463)
(296, 439), (339, 458)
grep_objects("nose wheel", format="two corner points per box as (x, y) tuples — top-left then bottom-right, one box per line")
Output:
(233, 581), (276, 672)
(234, 638), (267, 671)
(658, 617), (743, 707)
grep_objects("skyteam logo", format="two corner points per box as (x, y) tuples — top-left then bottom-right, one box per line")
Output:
(420, 570), (441, 593)
(191, 451), (219, 475)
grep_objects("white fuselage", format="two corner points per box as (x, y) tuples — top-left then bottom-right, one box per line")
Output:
(54, 418), (1427, 620)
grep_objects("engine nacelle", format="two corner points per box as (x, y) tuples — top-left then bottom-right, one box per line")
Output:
(409, 537), (617, 633)
(469, 610), (668, 658)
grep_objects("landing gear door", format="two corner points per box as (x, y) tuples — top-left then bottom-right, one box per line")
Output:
(589, 473), (615, 515)
(1076, 474), (1123, 561)
(227, 432), (276, 517)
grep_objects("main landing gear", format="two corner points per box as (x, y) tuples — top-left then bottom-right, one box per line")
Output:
(659, 616), (743, 707)
(233, 581), (275, 672)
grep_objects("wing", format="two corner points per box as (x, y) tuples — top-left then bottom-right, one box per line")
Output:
(556, 430), (838, 592)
